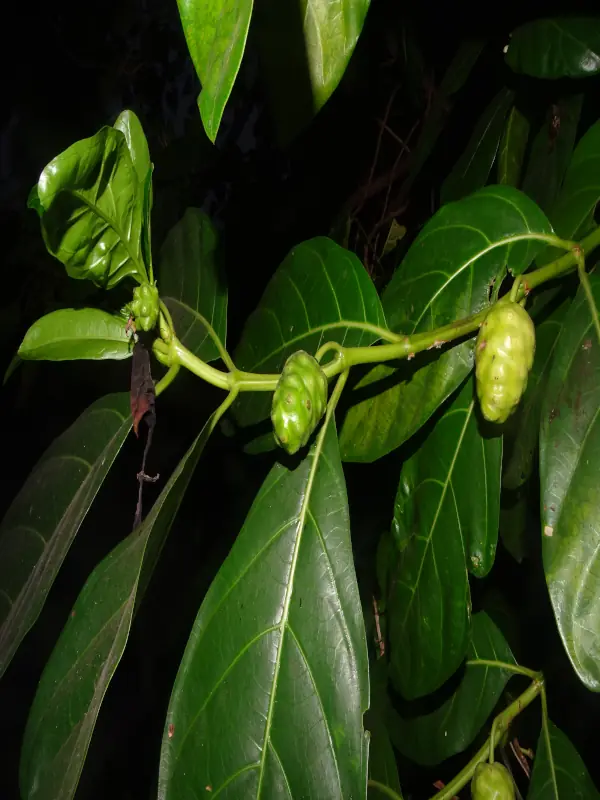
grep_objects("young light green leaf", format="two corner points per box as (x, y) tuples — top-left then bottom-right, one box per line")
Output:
(366, 659), (403, 799)
(441, 88), (514, 204)
(498, 106), (530, 187)
(502, 292), (571, 490)
(0, 394), (131, 680)
(387, 377), (502, 699)
(176, 0), (253, 143)
(17, 308), (132, 361)
(539, 118), (600, 265)
(36, 127), (147, 288)
(233, 236), (386, 429)
(528, 719), (600, 799)
(19, 409), (219, 800)
(522, 95), (583, 217)
(158, 422), (369, 799)
(506, 18), (600, 79)
(540, 274), (600, 691)
(388, 612), (516, 765)
(340, 185), (552, 462)
(158, 208), (227, 362)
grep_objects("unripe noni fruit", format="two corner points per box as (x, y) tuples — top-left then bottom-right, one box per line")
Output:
(271, 350), (328, 455)
(475, 301), (535, 423)
(131, 282), (159, 332)
(471, 762), (515, 800)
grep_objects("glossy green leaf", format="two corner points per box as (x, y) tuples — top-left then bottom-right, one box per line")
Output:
(387, 377), (501, 698)
(114, 110), (153, 271)
(498, 106), (530, 187)
(234, 236), (386, 428)
(158, 208), (227, 362)
(366, 659), (403, 799)
(506, 18), (600, 79)
(441, 88), (514, 204)
(503, 294), (570, 490)
(540, 118), (600, 264)
(19, 410), (218, 800)
(0, 394), (131, 680)
(339, 185), (552, 462)
(253, 0), (371, 146)
(522, 95), (583, 217)
(301, 0), (370, 110)
(176, 0), (253, 142)
(528, 720), (600, 799)
(17, 308), (132, 361)
(113, 110), (151, 188)
(35, 126), (146, 288)
(388, 612), (516, 765)
(540, 274), (600, 691)
(159, 421), (369, 799)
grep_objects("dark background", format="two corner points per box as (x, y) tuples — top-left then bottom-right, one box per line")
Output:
(0, 0), (598, 798)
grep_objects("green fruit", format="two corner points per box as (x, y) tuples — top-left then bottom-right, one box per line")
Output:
(471, 762), (515, 799)
(131, 282), (159, 331)
(475, 301), (535, 423)
(271, 351), (328, 455)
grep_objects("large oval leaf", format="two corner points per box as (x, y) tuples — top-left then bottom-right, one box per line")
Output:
(522, 95), (583, 218)
(506, 18), (600, 79)
(340, 185), (552, 462)
(0, 394), (131, 680)
(528, 720), (600, 799)
(539, 117), (600, 265)
(17, 308), (132, 361)
(233, 236), (386, 428)
(19, 409), (219, 800)
(387, 377), (502, 698)
(158, 422), (369, 798)
(441, 88), (514, 204)
(177, 0), (253, 143)
(387, 612), (516, 766)
(35, 127), (146, 288)
(497, 106), (530, 187)
(540, 274), (600, 690)
(158, 208), (227, 362)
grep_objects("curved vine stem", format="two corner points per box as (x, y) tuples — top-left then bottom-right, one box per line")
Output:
(154, 226), (600, 394)
(430, 676), (544, 800)
(574, 247), (600, 345)
(367, 779), (403, 799)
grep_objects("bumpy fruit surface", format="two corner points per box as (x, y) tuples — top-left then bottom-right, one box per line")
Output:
(131, 282), (159, 331)
(475, 302), (535, 423)
(271, 351), (328, 455)
(471, 762), (515, 800)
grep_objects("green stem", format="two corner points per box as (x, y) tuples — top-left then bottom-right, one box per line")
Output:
(574, 249), (600, 345)
(430, 676), (544, 800)
(465, 659), (539, 681)
(160, 225), (600, 393)
(155, 364), (180, 396)
(367, 779), (404, 799)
